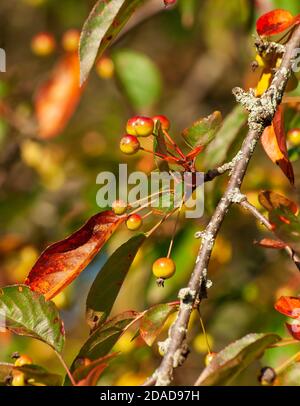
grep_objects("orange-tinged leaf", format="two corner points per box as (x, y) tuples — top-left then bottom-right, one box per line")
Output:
(255, 238), (286, 250)
(140, 303), (177, 346)
(182, 111), (222, 149)
(286, 322), (300, 341)
(258, 190), (298, 215)
(76, 364), (107, 386)
(35, 52), (83, 139)
(261, 107), (294, 185)
(274, 296), (300, 319)
(256, 9), (296, 37)
(186, 146), (205, 160)
(73, 353), (117, 384)
(25, 211), (124, 300)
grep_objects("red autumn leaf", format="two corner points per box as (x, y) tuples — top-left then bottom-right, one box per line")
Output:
(274, 296), (300, 319)
(286, 322), (300, 341)
(261, 107), (294, 185)
(255, 238), (286, 250)
(76, 364), (107, 386)
(256, 9), (297, 37)
(35, 52), (83, 139)
(258, 190), (298, 215)
(186, 146), (205, 160)
(73, 353), (117, 384)
(25, 211), (124, 300)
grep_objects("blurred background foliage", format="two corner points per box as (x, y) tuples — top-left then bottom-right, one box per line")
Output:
(1, 0), (300, 386)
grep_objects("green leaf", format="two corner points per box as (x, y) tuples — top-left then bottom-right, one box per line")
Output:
(16, 364), (62, 386)
(69, 311), (138, 376)
(153, 121), (170, 172)
(0, 363), (62, 386)
(86, 234), (146, 331)
(113, 49), (162, 110)
(0, 285), (65, 353)
(182, 111), (222, 149)
(79, 0), (146, 84)
(203, 105), (247, 168)
(140, 303), (177, 346)
(195, 333), (280, 386)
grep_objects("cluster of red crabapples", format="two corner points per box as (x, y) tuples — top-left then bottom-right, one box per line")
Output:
(119, 114), (199, 172)
(114, 115), (181, 286)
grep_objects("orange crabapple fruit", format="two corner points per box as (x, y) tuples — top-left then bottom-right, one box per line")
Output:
(31, 32), (56, 56)
(152, 115), (170, 131)
(152, 257), (176, 280)
(96, 56), (115, 79)
(112, 199), (127, 215)
(14, 354), (33, 367)
(120, 135), (140, 155)
(62, 29), (80, 52)
(126, 116), (154, 137)
(126, 214), (143, 231)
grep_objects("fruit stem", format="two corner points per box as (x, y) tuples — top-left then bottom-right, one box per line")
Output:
(142, 210), (153, 220)
(274, 350), (300, 376)
(55, 350), (76, 386)
(129, 189), (172, 208)
(162, 129), (186, 160)
(145, 208), (178, 237)
(197, 309), (212, 354)
(269, 338), (300, 348)
(167, 197), (184, 258)
(140, 146), (179, 161)
(129, 201), (152, 216)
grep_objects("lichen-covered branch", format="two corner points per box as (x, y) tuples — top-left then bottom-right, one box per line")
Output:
(144, 25), (300, 387)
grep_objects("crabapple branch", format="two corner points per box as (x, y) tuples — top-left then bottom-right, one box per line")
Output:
(144, 25), (300, 387)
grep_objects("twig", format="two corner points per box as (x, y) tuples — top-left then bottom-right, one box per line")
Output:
(275, 350), (300, 375)
(144, 25), (300, 387)
(203, 150), (244, 182)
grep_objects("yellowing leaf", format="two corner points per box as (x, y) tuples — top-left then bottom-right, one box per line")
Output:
(255, 70), (272, 97)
